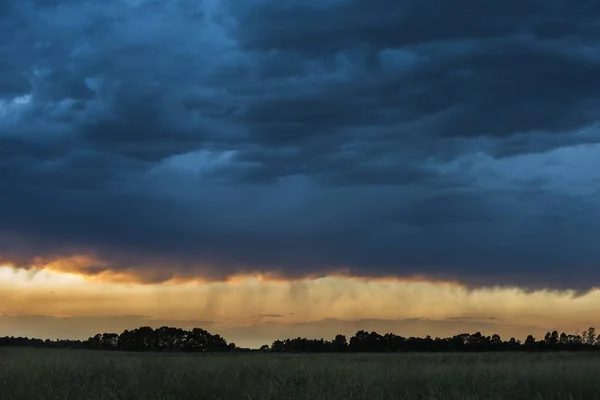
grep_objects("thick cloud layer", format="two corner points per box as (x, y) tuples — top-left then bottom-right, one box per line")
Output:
(1, 0), (600, 289)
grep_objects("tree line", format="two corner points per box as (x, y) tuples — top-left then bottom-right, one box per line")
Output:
(0, 326), (234, 352)
(262, 327), (600, 353)
(2, 326), (600, 353)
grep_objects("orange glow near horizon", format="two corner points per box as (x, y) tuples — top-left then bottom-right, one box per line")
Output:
(2, 263), (599, 348)
(0, 254), (469, 287)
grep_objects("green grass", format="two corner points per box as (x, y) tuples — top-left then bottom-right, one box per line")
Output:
(2, 348), (600, 399)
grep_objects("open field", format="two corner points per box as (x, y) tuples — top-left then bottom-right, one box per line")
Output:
(3, 348), (600, 399)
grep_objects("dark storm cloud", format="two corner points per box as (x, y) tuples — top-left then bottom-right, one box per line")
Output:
(1, 0), (600, 289)
(232, 0), (600, 53)
(231, 0), (600, 139)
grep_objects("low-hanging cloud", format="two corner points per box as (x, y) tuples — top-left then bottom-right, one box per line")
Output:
(1, 0), (600, 290)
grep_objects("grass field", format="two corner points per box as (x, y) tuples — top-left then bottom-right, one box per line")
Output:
(2, 348), (600, 399)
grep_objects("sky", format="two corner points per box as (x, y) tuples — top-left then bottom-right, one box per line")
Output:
(1, 0), (600, 348)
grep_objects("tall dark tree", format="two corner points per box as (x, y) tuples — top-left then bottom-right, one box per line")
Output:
(524, 335), (537, 351)
(331, 335), (348, 352)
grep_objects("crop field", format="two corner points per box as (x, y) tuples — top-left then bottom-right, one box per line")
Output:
(2, 348), (600, 399)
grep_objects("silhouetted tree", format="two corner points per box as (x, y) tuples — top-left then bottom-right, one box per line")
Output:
(524, 335), (537, 351)
(259, 344), (270, 352)
(560, 332), (568, 345)
(332, 334), (348, 352)
(586, 327), (596, 346)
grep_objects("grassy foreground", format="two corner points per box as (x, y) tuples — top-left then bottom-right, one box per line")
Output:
(2, 348), (600, 399)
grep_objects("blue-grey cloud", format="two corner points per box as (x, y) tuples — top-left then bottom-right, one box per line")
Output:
(1, 0), (600, 289)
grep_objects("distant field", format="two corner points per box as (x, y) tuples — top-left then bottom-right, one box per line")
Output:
(2, 348), (600, 399)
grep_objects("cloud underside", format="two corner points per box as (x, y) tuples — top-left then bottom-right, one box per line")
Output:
(1, 0), (600, 290)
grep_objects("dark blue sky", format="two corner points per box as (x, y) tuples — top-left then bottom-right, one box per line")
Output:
(1, 0), (600, 290)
